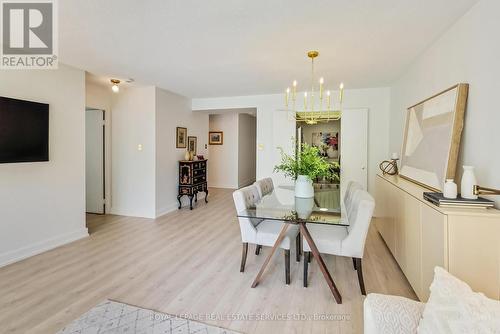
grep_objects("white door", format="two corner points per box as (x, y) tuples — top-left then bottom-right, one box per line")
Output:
(86, 109), (105, 214)
(340, 108), (368, 199)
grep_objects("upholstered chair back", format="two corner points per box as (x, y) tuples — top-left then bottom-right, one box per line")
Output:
(232, 185), (262, 243)
(341, 189), (375, 258)
(344, 181), (364, 213)
(254, 178), (274, 198)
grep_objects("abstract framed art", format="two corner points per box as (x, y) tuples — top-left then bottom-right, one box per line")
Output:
(399, 83), (469, 191)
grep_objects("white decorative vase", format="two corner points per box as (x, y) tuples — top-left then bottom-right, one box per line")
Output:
(295, 175), (314, 198)
(295, 197), (314, 219)
(443, 179), (458, 199)
(461, 166), (478, 199)
(184, 151), (191, 161)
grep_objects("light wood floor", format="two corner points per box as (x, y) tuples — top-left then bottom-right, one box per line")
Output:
(0, 188), (416, 334)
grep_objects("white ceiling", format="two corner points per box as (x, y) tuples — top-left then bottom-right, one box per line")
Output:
(60, 0), (478, 98)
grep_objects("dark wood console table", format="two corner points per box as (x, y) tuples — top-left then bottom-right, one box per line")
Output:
(177, 159), (208, 210)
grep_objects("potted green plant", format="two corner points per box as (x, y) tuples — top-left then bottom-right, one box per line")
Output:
(274, 143), (339, 198)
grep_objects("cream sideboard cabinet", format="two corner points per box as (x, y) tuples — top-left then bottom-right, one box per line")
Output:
(375, 174), (500, 301)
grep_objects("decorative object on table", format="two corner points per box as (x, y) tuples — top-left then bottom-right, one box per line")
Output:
(423, 192), (494, 208)
(399, 84), (469, 191)
(209, 131), (223, 145)
(197, 154), (204, 160)
(281, 50), (345, 124)
(461, 165), (478, 199)
(188, 136), (197, 154)
(192, 155), (199, 161)
(176, 126), (187, 148)
(443, 179), (458, 199)
(379, 153), (400, 176)
(178, 159), (208, 210)
(274, 142), (338, 198)
(56, 300), (240, 334)
(184, 150), (191, 161)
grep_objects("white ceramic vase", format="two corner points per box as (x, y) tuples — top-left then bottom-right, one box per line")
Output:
(443, 179), (458, 199)
(295, 197), (314, 219)
(461, 166), (478, 199)
(295, 175), (314, 198)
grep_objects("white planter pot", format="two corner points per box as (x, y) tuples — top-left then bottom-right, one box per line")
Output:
(295, 175), (314, 198)
(461, 166), (478, 199)
(443, 179), (458, 199)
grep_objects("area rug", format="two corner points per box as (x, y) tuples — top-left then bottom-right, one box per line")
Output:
(57, 300), (241, 334)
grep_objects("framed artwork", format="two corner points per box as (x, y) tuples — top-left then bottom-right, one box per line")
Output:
(188, 136), (197, 154)
(209, 131), (223, 145)
(400, 83), (469, 191)
(176, 127), (187, 148)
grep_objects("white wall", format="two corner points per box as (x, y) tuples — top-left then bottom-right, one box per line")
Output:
(193, 87), (391, 193)
(208, 113), (239, 188)
(238, 113), (257, 187)
(389, 0), (500, 207)
(155, 87), (209, 215)
(110, 86), (157, 218)
(0, 64), (88, 267)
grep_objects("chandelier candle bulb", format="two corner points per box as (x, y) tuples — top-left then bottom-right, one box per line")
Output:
(292, 80), (297, 100)
(339, 82), (344, 104)
(327, 90), (331, 110)
(319, 77), (324, 99)
(285, 87), (290, 107)
(304, 92), (308, 110)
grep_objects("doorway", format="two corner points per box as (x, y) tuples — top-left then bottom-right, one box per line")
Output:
(85, 108), (106, 214)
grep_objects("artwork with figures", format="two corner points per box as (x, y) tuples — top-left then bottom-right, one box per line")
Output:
(400, 84), (468, 191)
(188, 136), (197, 154)
(312, 132), (339, 157)
(176, 127), (187, 148)
(209, 131), (223, 145)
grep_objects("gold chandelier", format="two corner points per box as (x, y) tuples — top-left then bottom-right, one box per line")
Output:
(284, 51), (344, 124)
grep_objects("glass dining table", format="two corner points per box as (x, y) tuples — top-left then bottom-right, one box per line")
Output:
(236, 183), (346, 304)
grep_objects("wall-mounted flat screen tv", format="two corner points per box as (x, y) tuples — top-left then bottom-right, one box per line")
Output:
(0, 96), (49, 163)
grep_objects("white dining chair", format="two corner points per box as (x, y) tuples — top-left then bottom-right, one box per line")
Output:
(254, 177), (274, 198)
(233, 185), (299, 284)
(302, 187), (375, 295)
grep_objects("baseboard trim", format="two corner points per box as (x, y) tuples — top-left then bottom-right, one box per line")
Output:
(0, 227), (89, 268)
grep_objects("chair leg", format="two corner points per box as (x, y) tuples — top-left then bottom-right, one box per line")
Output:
(255, 244), (261, 255)
(303, 251), (310, 287)
(295, 233), (301, 262)
(284, 249), (291, 285)
(240, 243), (248, 272)
(355, 258), (366, 295)
(352, 257), (357, 270)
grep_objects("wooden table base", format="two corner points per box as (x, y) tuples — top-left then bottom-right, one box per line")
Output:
(250, 222), (342, 304)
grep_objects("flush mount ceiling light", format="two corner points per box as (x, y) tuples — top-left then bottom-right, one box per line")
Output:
(281, 51), (345, 124)
(110, 79), (120, 93)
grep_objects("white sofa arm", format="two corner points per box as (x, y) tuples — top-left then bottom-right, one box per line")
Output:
(364, 293), (425, 334)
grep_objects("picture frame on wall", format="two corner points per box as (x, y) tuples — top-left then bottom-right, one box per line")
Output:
(176, 127), (187, 148)
(209, 131), (223, 145)
(399, 83), (469, 191)
(188, 136), (197, 154)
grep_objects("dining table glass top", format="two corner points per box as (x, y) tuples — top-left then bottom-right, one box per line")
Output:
(237, 183), (347, 226)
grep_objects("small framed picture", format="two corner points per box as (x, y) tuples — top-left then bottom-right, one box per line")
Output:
(188, 136), (197, 154)
(176, 127), (187, 148)
(209, 131), (223, 145)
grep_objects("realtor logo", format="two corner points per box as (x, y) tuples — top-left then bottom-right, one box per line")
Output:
(1, 0), (58, 69)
